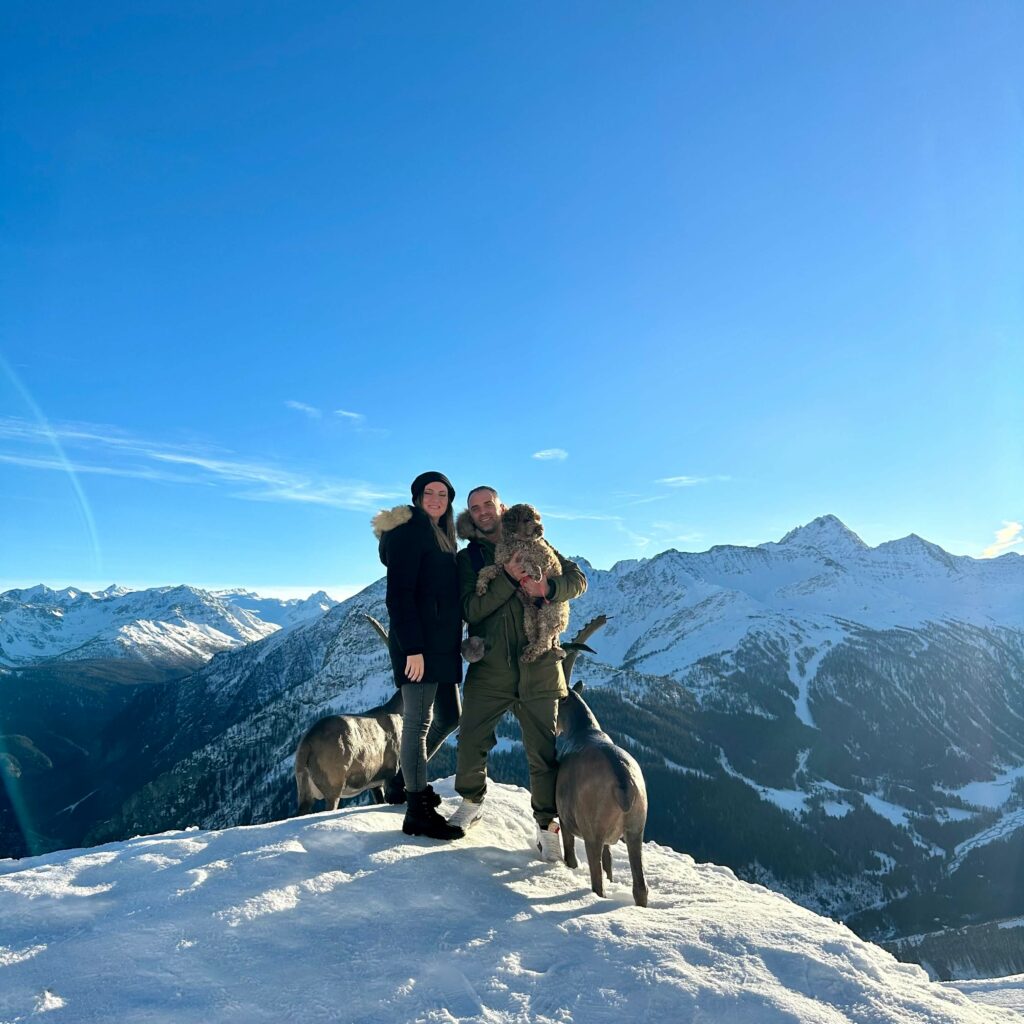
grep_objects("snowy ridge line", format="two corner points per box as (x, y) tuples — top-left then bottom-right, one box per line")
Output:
(0, 779), (1019, 1022)
(0, 584), (336, 667)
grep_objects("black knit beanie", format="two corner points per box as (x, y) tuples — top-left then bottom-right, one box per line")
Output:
(410, 471), (456, 504)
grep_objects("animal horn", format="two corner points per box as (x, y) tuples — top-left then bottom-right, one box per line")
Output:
(363, 613), (389, 646)
(322, 611), (390, 670)
(564, 614), (609, 685)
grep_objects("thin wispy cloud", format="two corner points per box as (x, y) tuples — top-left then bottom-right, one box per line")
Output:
(657, 474), (730, 487)
(0, 416), (401, 513)
(616, 494), (670, 508)
(0, 452), (194, 483)
(982, 521), (1024, 558)
(544, 509), (623, 522)
(617, 524), (652, 551)
(285, 401), (322, 419)
(541, 506), (651, 554)
(651, 521), (703, 545)
(533, 449), (568, 461)
(335, 408), (389, 437)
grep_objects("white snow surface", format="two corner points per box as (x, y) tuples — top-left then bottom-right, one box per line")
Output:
(945, 976), (1024, 1013)
(947, 765), (1024, 811)
(0, 779), (1018, 1024)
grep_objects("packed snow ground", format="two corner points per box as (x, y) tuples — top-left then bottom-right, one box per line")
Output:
(0, 780), (1020, 1024)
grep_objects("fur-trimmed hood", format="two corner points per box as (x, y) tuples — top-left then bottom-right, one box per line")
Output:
(372, 504), (414, 539)
(373, 505), (418, 567)
(456, 509), (493, 544)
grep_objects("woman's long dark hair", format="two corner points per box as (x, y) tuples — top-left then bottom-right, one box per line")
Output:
(415, 496), (457, 553)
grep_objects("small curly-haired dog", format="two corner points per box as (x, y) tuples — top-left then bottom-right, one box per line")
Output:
(474, 503), (569, 663)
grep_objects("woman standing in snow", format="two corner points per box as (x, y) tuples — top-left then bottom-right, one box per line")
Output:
(372, 471), (464, 841)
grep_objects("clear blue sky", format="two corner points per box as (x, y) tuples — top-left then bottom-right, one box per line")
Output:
(2, 2), (1022, 599)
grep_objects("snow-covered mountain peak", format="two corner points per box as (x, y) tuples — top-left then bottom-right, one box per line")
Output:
(0, 779), (1015, 1022)
(877, 533), (964, 571)
(8, 583), (85, 604)
(777, 514), (869, 554)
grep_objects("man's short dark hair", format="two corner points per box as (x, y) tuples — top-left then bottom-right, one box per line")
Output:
(467, 485), (499, 505)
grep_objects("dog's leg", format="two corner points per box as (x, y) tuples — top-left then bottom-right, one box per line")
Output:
(369, 786), (385, 804)
(602, 844), (613, 882)
(475, 564), (502, 596)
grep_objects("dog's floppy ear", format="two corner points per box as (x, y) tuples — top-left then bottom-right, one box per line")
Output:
(572, 681), (584, 693)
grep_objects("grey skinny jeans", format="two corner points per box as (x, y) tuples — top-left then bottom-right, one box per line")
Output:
(399, 682), (461, 792)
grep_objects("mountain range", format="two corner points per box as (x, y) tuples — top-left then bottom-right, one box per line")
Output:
(0, 584), (336, 667)
(4, 515), (1023, 978)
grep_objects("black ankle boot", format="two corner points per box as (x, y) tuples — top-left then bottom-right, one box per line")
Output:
(402, 790), (464, 841)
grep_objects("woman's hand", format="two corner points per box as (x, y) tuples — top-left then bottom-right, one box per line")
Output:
(404, 654), (425, 682)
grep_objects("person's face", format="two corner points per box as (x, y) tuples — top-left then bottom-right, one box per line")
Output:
(468, 489), (502, 534)
(420, 483), (449, 521)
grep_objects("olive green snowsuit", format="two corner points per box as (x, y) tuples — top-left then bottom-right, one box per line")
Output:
(454, 512), (587, 825)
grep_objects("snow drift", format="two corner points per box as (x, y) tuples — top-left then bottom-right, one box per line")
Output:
(0, 779), (1017, 1023)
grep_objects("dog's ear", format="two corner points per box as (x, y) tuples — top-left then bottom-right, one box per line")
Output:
(526, 504), (543, 537)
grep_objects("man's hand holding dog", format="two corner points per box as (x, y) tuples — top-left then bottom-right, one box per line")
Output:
(504, 553), (525, 580)
(519, 575), (548, 599)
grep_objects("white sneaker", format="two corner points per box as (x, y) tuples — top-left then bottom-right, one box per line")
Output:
(536, 820), (562, 863)
(448, 797), (485, 831)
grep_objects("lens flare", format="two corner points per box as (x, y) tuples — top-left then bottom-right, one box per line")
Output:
(0, 352), (103, 855)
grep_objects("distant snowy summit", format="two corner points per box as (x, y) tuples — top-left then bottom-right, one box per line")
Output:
(212, 588), (336, 631)
(778, 512), (871, 552)
(570, 512), (1024, 670)
(0, 584), (338, 668)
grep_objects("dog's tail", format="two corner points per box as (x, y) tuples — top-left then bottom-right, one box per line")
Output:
(294, 739), (323, 815)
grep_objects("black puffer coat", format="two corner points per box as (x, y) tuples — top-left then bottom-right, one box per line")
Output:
(373, 504), (462, 688)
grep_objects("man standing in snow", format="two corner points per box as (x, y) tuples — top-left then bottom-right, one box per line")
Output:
(447, 485), (587, 861)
